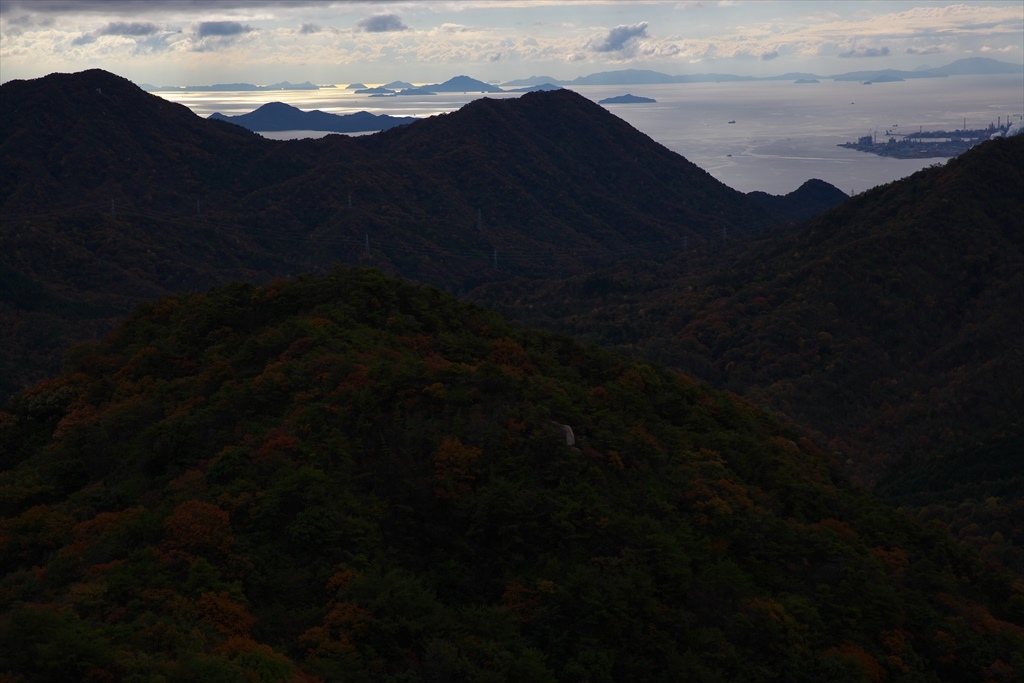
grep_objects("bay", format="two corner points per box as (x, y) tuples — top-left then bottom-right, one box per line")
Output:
(155, 75), (1023, 195)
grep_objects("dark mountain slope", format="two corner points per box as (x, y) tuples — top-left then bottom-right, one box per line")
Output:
(0, 69), (293, 212)
(241, 90), (775, 286)
(2, 269), (1021, 681)
(472, 136), (1023, 482)
(374, 90), (773, 243)
(1, 69), (779, 400)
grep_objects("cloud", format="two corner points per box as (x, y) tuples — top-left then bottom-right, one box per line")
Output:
(185, 20), (254, 52)
(0, 12), (53, 37)
(438, 23), (471, 34)
(98, 22), (159, 37)
(357, 13), (407, 33)
(71, 19), (160, 45)
(195, 21), (252, 38)
(905, 45), (946, 55)
(676, 1), (737, 9)
(3, 0), (1021, 85)
(589, 22), (648, 53)
(0, 1), (322, 14)
(838, 45), (890, 58)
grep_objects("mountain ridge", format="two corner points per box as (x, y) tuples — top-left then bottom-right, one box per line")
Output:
(0, 68), (780, 400)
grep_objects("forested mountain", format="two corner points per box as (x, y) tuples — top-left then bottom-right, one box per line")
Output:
(1, 68), (779, 401)
(471, 136), (1024, 570)
(472, 135), (1023, 478)
(2, 269), (1021, 681)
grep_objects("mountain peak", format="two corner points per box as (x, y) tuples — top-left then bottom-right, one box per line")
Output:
(745, 178), (848, 224)
(425, 75), (503, 92)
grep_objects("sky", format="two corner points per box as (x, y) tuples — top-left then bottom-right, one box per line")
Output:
(1, 1), (1022, 86)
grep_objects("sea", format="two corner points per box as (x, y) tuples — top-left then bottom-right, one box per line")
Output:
(154, 75), (1024, 196)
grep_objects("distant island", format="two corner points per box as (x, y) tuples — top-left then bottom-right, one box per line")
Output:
(420, 75), (503, 93)
(208, 101), (419, 133)
(500, 57), (1022, 87)
(861, 74), (905, 84)
(368, 88), (439, 97)
(598, 93), (657, 104)
(137, 58), (1022, 95)
(141, 80), (318, 92)
(365, 88), (438, 97)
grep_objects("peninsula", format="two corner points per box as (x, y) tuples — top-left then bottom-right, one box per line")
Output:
(838, 125), (1012, 159)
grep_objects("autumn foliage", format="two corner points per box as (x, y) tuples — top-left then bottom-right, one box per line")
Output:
(1, 268), (1021, 681)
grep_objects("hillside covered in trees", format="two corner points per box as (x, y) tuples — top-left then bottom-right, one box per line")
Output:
(2, 269), (1022, 681)
(474, 135), (1023, 475)
(468, 135), (1024, 576)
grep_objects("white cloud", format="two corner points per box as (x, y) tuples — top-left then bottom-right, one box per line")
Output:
(588, 22), (648, 53)
(438, 23), (472, 33)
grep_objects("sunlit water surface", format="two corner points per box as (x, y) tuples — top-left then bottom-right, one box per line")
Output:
(155, 75), (1023, 195)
